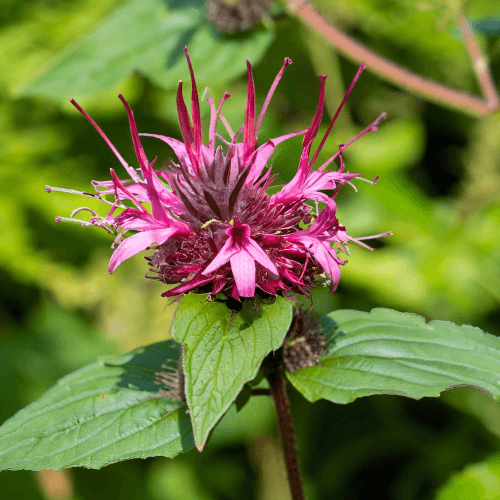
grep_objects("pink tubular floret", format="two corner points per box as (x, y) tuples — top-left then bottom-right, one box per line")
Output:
(183, 46), (202, 157)
(118, 94), (150, 177)
(256, 57), (292, 134)
(70, 99), (141, 183)
(309, 64), (366, 169)
(243, 61), (256, 160)
(176, 81), (199, 173)
(50, 52), (391, 300)
(319, 112), (387, 171)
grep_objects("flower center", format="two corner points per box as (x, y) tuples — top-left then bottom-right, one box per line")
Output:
(227, 223), (250, 248)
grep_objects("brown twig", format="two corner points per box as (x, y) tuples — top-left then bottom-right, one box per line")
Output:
(266, 362), (305, 500)
(288, 0), (500, 116)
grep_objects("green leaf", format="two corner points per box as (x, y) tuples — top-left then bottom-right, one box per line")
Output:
(287, 308), (500, 405)
(145, 22), (275, 92)
(172, 295), (292, 450)
(0, 340), (194, 471)
(436, 452), (500, 500)
(20, 0), (274, 100)
(472, 17), (500, 36)
(234, 384), (252, 413)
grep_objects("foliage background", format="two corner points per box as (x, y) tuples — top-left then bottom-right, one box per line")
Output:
(1, 0), (500, 498)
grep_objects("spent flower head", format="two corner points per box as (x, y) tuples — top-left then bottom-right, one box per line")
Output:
(47, 47), (391, 300)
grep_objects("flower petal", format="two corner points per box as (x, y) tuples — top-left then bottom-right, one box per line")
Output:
(108, 227), (180, 274)
(276, 75), (327, 201)
(310, 64), (366, 169)
(319, 113), (386, 171)
(110, 169), (148, 214)
(256, 57), (292, 134)
(245, 239), (278, 275)
(308, 240), (343, 291)
(118, 94), (150, 177)
(230, 248), (256, 297)
(92, 180), (149, 202)
(113, 209), (166, 231)
(244, 130), (310, 188)
(303, 170), (359, 193)
(143, 159), (169, 223)
(303, 75), (327, 151)
(243, 60), (256, 160)
(202, 236), (237, 275)
(70, 99), (141, 183)
(140, 134), (190, 167)
(176, 81), (199, 173)
(270, 129), (307, 146)
(161, 273), (213, 297)
(245, 140), (275, 186)
(184, 46), (202, 156)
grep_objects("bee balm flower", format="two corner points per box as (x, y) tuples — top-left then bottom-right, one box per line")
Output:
(47, 47), (391, 300)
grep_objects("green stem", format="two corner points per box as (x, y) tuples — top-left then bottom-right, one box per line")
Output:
(266, 358), (305, 500)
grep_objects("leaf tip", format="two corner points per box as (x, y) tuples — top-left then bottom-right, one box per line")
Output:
(195, 438), (207, 452)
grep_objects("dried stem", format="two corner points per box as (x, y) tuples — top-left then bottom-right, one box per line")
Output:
(266, 358), (305, 500)
(288, 0), (499, 116)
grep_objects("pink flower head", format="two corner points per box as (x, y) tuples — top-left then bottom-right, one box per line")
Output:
(47, 47), (391, 300)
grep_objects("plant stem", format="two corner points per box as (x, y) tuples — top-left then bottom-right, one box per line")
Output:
(458, 15), (500, 112)
(287, 0), (499, 116)
(266, 359), (305, 500)
(251, 388), (271, 396)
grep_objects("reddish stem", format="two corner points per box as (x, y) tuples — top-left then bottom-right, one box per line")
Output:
(266, 362), (305, 500)
(458, 15), (500, 112)
(288, 0), (499, 116)
(251, 388), (271, 396)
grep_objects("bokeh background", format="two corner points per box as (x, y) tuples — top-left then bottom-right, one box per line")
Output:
(2, 0), (500, 498)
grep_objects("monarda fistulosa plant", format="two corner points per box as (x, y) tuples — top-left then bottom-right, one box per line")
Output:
(2, 48), (500, 500)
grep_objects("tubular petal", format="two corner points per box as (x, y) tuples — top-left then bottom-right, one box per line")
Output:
(309, 64), (366, 169)
(183, 46), (202, 156)
(176, 81), (199, 173)
(143, 160), (169, 223)
(109, 227), (181, 273)
(256, 57), (292, 134)
(245, 140), (276, 186)
(245, 239), (278, 275)
(161, 274), (214, 296)
(118, 94), (150, 176)
(110, 169), (148, 214)
(230, 249), (256, 297)
(140, 134), (192, 170)
(303, 75), (327, 150)
(243, 60), (256, 159)
(202, 236), (237, 275)
(70, 99), (140, 183)
(319, 113), (387, 171)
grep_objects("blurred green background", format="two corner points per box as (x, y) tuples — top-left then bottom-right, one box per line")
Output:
(1, 0), (500, 498)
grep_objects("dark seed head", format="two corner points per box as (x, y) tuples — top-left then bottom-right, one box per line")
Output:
(283, 307), (326, 373)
